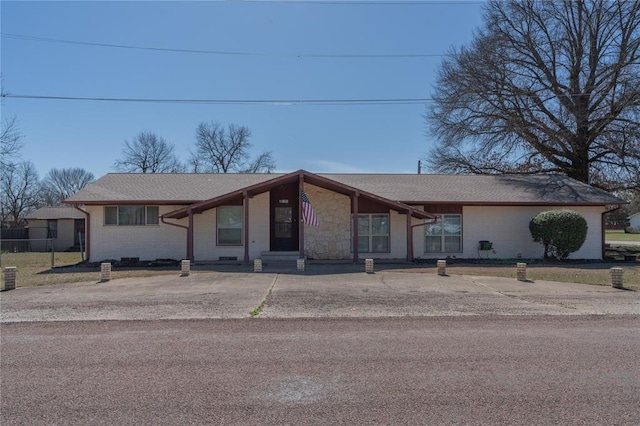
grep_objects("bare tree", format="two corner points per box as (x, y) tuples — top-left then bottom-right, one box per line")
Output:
(0, 161), (40, 226)
(1, 80), (24, 168)
(191, 121), (275, 173)
(39, 167), (95, 206)
(1, 116), (23, 169)
(241, 151), (276, 173)
(114, 131), (185, 173)
(426, 0), (640, 191)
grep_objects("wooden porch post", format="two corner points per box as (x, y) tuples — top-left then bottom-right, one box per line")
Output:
(298, 174), (305, 259)
(406, 210), (414, 262)
(187, 208), (194, 262)
(243, 191), (250, 263)
(352, 191), (359, 264)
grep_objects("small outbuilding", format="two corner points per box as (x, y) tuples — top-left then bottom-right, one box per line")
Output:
(25, 206), (86, 252)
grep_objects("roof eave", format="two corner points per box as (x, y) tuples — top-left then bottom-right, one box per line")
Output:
(164, 170), (436, 220)
(63, 200), (198, 206)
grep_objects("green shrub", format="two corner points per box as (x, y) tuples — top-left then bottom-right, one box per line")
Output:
(529, 210), (588, 259)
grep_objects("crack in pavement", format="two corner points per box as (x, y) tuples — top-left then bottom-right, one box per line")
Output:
(462, 275), (578, 311)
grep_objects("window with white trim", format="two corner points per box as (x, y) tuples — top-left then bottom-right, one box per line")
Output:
(352, 214), (389, 253)
(217, 205), (243, 246)
(425, 214), (462, 253)
(104, 206), (159, 226)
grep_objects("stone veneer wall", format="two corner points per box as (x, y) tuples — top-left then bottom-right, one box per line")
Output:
(303, 184), (351, 260)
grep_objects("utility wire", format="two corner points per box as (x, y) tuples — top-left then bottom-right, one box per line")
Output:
(1, 33), (447, 58)
(1, 94), (434, 105)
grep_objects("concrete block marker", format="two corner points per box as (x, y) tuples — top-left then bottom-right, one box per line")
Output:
(611, 267), (623, 289)
(181, 260), (190, 277)
(100, 263), (112, 282)
(297, 258), (305, 272)
(437, 260), (447, 276)
(516, 263), (527, 281)
(254, 259), (263, 272)
(365, 258), (374, 274)
(3, 266), (16, 290)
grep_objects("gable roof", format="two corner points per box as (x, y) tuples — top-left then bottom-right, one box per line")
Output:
(26, 206), (86, 220)
(163, 170), (435, 220)
(64, 171), (624, 206)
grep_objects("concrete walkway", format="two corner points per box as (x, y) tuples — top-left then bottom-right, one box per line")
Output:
(1, 268), (638, 322)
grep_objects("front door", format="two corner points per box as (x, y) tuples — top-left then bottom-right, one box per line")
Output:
(270, 183), (299, 251)
(273, 206), (295, 251)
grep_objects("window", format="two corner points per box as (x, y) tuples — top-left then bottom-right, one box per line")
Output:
(425, 214), (462, 253)
(352, 214), (389, 253)
(47, 220), (58, 239)
(217, 205), (243, 246)
(104, 206), (159, 226)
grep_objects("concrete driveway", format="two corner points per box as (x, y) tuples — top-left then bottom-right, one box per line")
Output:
(2, 266), (638, 322)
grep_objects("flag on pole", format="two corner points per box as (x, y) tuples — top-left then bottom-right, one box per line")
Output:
(301, 190), (319, 227)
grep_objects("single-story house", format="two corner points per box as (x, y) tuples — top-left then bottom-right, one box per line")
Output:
(629, 212), (640, 231)
(64, 170), (625, 263)
(25, 206), (86, 252)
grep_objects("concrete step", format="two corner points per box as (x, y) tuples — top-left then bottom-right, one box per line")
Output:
(260, 251), (304, 262)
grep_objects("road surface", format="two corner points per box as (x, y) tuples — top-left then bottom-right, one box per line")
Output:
(2, 316), (639, 425)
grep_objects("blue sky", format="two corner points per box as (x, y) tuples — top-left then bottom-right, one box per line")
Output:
(1, 0), (485, 178)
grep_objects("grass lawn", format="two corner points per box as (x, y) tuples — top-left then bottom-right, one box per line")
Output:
(437, 263), (639, 290)
(1, 252), (180, 287)
(606, 230), (640, 242)
(2, 252), (639, 291)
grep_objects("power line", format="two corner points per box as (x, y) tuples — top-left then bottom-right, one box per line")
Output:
(1, 33), (447, 59)
(1, 94), (434, 105)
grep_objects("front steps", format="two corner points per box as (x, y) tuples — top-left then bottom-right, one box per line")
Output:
(260, 251), (304, 262)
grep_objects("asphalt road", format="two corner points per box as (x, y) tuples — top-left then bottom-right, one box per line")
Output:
(2, 316), (639, 425)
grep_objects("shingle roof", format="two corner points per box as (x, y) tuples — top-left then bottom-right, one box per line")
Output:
(64, 172), (624, 206)
(323, 173), (624, 205)
(26, 206), (87, 220)
(65, 173), (280, 204)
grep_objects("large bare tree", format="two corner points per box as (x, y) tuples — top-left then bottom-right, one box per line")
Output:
(1, 81), (24, 168)
(39, 167), (95, 206)
(0, 161), (40, 226)
(1, 116), (23, 169)
(426, 0), (640, 191)
(114, 131), (185, 173)
(191, 121), (275, 173)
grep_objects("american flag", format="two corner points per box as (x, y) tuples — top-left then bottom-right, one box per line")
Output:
(301, 190), (319, 227)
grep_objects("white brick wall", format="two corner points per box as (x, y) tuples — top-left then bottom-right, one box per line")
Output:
(88, 194), (272, 263)
(194, 192), (270, 261)
(248, 192), (270, 259)
(375, 210), (409, 260)
(193, 210), (218, 260)
(88, 205), (188, 262)
(86, 202), (607, 262)
(416, 205), (605, 260)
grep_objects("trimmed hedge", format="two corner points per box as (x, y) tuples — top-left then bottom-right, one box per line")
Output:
(529, 210), (588, 259)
